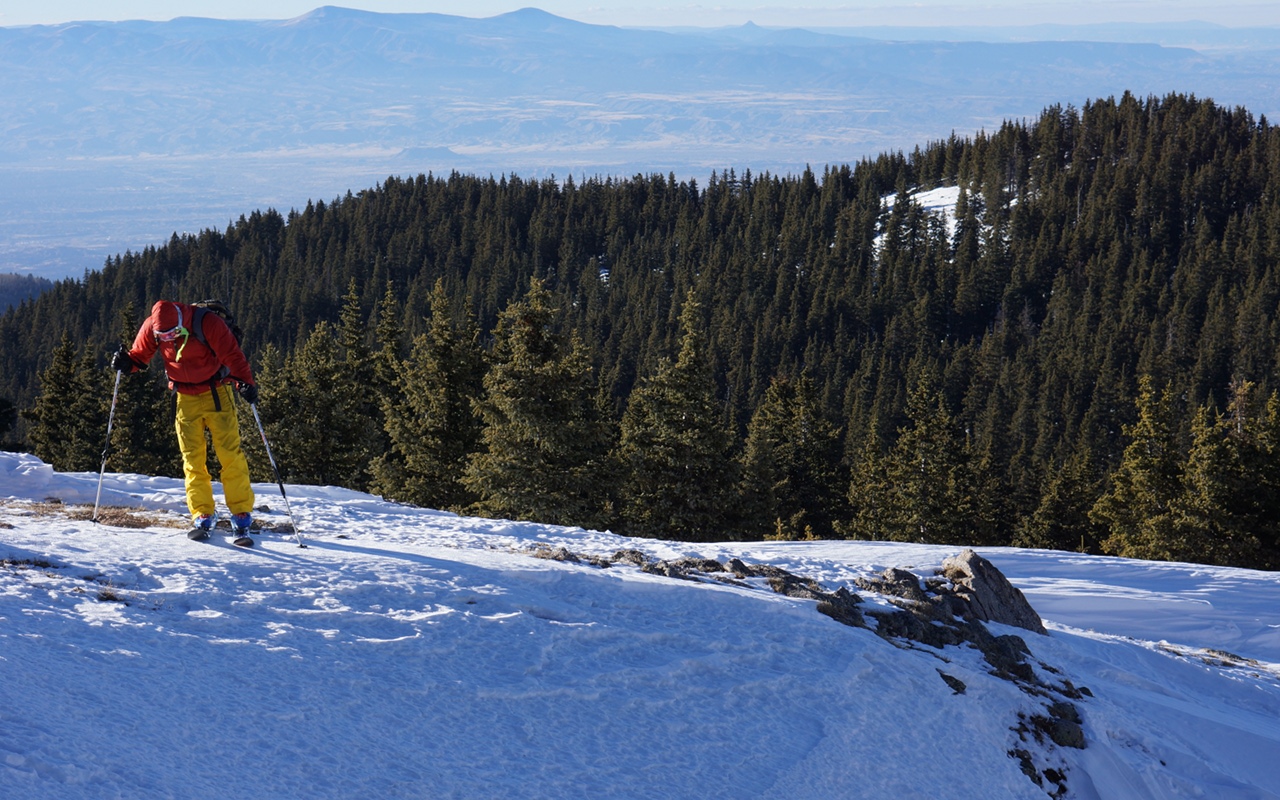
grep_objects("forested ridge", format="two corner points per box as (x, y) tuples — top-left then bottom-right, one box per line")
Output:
(4, 92), (1280, 569)
(0, 274), (52, 314)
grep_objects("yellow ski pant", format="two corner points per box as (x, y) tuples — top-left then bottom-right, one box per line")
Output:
(175, 385), (255, 521)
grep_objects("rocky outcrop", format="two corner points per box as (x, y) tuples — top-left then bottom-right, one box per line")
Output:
(941, 549), (1047, 635)
(518, 540), (1081, 795)
(855, 567), (929, 603)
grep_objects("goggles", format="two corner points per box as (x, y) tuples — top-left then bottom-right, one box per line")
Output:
(154, 304), (190, 361)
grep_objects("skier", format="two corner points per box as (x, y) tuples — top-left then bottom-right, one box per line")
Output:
(112, 300), (259, 545)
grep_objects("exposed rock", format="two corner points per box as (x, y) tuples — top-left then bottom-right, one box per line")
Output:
(867, 608), (965, 649)
(767, 573), (827, 600)
(611, 549), (650, 567)
(1047, 718), (1085, 750)
(940, 549), (1047, 635)
(525, 541), (1080, 798)
(526, 544), (617, 567)
(980, 633), (1037, 683)
(641, 557), (726, 580)
(640, 561), (686, 579)
(938, 670), (967, 694)
(866, 608), (925, 642)
(676, 557), (726, 573)
(1047, 701), (1081, 726)
(929, 591), (971, 620)
(529, 544), (580, 563)
(815, 587), (864, 628)
(1009, 748), (1040, 785)
(1022, 705), (1086, 751)
(728, 559), (795, 580)
(855, 567), (929, 603)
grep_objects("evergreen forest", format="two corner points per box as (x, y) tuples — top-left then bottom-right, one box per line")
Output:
(4, 92), (1280, 570)
(0, 273), (52, 314)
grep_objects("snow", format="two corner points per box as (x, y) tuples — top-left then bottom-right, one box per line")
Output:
(1, 451), (1278, 799)
(884, 185), (964, 222)
(876, 185), (963, 249)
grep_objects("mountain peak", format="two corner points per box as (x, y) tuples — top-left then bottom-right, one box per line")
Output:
(489, 7), (583, 27)
(284, 6), (383, 25)
(497, 7), (563, 20)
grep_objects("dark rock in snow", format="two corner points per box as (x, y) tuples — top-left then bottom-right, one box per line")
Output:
(938, 670), (967, 694)
(641, 557), (726, 580)
(855, 567), (929, 603)
(530, 544), (580, 563)
(611, 549), (650, 567)
(727, 559), (794, 580)
(815, 587), (864, 628)
(767, 572), (827, 600)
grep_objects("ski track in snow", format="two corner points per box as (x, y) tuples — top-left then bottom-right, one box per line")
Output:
(1, 452), (1279, 799)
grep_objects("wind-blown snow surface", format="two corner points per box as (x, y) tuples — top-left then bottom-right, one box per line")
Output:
(1, 452), (1277, 799)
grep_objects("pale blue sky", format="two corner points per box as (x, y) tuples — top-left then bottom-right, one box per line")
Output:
(2, 1), (1278, 28)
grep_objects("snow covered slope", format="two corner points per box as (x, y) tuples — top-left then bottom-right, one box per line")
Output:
(1, 451), (1278, 798)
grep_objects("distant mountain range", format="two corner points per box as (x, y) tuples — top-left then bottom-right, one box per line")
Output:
(3, 6), (1278, 279)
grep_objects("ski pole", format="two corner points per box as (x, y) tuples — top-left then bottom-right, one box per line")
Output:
(92, 369), (122, 523)
(249, 401), (306, 548)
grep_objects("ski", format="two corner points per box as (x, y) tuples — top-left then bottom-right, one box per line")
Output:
(188, 527), (252, 547)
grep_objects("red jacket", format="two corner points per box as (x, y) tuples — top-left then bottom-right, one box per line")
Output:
(128, 301), (254, 395)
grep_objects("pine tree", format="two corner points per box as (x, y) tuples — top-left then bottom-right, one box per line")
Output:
(616, 294), (737, 541)
(24, 333), (79, 467)
(1170, 382), (1280, 567)
(1092, 376), (1185, 561)
(257, 322), (381, 488)
(885, 375), (965, 543)
(0, 396), (15, 448)
(372, 280), (406, 402)
(739, 374), (844, 540)
(338, 279), (386, 462)
(463, 279), (613, 529)
(373, 280), (485, 511)
(67, 349), (110, 472)
(24, 334), (106, 471)
(858, 373), (989, 545)
(1014, 447), (1103, 553)
(1170, 402), (1255, 565)
(843, 426), (893, 540)
(366, 280), (410, 498)
(1253, 393), (1280, 569)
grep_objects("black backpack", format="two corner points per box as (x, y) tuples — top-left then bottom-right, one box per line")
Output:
(190, 299), (244, 348)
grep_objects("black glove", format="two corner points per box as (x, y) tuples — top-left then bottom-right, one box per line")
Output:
(239, 382), (259, 405)
(111, 347), (139, 373)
